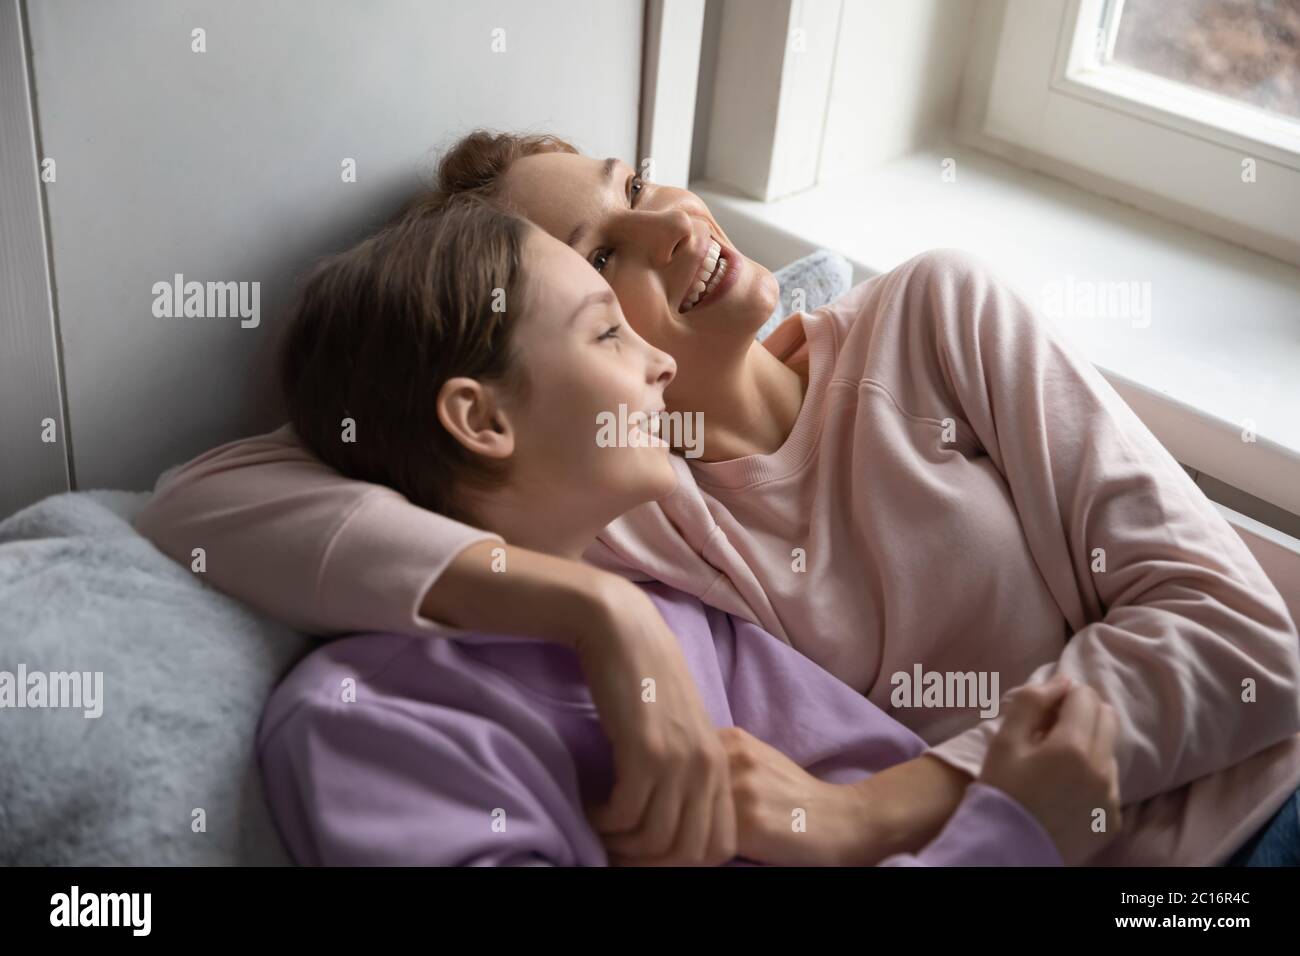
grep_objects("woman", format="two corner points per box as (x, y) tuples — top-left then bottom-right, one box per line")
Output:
(256, 195), (1118, 866)
(136, 131), (1300, 867)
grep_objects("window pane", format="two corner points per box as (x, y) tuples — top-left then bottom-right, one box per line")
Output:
(1107, 0), (1300, 120)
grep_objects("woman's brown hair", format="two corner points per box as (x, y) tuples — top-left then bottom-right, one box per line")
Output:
(278, 195), (530, 522)
(401, 129), (579, 218)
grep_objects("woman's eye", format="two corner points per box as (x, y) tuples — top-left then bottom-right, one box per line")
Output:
(598, 324), (621, 341)
(589, 177), (647, 274)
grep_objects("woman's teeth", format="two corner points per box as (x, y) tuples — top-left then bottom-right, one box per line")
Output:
(681, 239), (727, 313)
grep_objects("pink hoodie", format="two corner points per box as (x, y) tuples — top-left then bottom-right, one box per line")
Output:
(135, 248), (1300, 865)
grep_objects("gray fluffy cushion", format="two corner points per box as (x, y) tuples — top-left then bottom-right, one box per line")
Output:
(760, 248), (854, 341)
(0, 490), (310, 865)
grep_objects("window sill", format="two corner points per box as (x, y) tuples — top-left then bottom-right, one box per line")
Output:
(693, 144), (1300, 526)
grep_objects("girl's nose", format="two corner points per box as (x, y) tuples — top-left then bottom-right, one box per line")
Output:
(650, 348), (677, 390)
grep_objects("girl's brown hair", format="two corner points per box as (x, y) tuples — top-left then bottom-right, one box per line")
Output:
(278, 195), (530, 522)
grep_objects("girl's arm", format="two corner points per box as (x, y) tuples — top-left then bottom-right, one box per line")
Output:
(258, 657), (607, 866)
(875, 782), (1062, 867)
(723, 677), (1118, 866)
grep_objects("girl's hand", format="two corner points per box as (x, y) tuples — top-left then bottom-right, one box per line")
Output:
(979, 674), (1122, 865)
(577, 576), (736, 866)
(718, 726), (867, 866)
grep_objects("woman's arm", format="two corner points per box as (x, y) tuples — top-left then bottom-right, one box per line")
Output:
(136, 425), (735, 864)
(912, 249), (1300, 805)
(135, 427), (673, 650)
(135, 425), (628, 641)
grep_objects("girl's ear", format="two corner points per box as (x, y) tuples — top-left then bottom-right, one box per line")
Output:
(436, 377), (515, 460)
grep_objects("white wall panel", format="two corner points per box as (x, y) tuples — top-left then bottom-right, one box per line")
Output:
(24, 0), (643, 492)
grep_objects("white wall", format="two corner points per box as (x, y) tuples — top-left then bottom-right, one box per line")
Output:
(21, 0), (643, 497)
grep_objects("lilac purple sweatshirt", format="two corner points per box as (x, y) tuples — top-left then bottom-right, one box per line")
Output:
(257, 581), (1062, 866)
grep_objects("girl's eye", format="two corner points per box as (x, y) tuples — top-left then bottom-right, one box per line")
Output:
(598, 324), (621, 342)
(591, 248), (613, 273)
(630, 175), (645, 205)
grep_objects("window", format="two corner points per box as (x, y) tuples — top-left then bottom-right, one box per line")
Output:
(978, 0), (1300, 264)
(1108, 0), (1300, 122)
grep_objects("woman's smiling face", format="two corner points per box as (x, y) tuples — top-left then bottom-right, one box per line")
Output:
(498, 151), (780, 411)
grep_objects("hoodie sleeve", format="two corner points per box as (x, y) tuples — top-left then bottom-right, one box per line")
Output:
(257, 692), (606, 867)
(132, 425), (500, 638)
(879, 782), (1062, 866)
(908, 249), (1300, 804)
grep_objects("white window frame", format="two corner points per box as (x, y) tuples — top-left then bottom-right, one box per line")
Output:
(639, 0), (707, 188)
(980, 0), (1300, 264)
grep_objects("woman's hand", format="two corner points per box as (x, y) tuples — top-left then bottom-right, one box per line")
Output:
(718, 726), (870, 866)
(576, 576), (736, 866)
(979, 674), (1122, 865)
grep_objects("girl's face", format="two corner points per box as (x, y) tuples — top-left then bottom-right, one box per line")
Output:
(500, 152), (780, 411)
(495, 225), (679, 520)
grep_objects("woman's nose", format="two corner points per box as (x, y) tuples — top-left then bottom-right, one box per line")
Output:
(623, 207), (693, 266)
